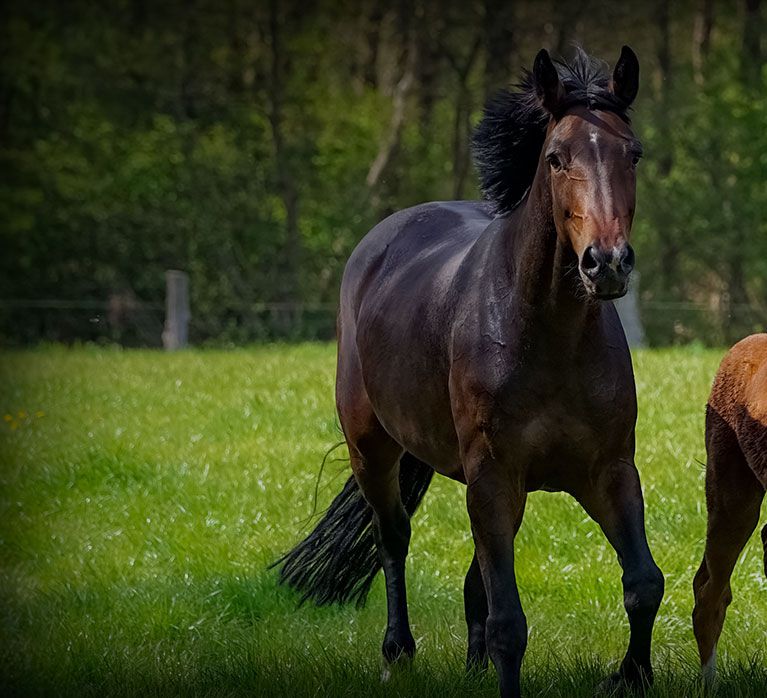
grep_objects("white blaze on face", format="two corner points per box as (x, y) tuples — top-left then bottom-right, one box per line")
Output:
(589, 127), (611, 221)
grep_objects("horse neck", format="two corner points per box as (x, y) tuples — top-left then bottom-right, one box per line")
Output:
(497, 162), (599, 343)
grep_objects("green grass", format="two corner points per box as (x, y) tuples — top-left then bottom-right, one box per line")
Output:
(0, 344), (765, 697)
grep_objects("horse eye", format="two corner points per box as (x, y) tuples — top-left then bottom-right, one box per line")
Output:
(631, 153), (642, 167)
(547, 153), (563, 172)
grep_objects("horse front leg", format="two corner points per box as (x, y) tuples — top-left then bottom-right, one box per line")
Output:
(574, 458), (664, 692)
(465, 450), (527, 698)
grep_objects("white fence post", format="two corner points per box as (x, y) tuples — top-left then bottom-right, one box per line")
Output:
(162, 270), (190, 350)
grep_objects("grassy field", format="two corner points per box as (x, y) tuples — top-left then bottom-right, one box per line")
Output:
(1, 344), (765, 697)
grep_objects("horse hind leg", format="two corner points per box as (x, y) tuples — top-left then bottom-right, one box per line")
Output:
(346, 439), (417, 666)
(692, 416), (764, 683)
(337, 337), (421, 670)
(464, 550), (488, 671)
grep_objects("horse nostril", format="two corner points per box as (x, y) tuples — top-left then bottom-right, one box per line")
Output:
(620, 245), (635, 274)
(581, 246), (602, 278)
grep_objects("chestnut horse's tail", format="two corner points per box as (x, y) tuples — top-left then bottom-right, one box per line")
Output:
(272, 454), (433, 607)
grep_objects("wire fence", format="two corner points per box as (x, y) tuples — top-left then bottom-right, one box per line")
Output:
(0, 297), (338, 347)
(0, 297), (763, 348)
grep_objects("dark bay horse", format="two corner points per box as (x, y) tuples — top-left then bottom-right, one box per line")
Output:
(693, 333), (767, 684)
(276, 47), (664, 697)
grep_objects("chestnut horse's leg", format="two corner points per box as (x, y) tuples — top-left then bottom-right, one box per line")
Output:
(464, 550), (489, 671)
(692, 435), (763, 682)
(574, 459), (664, 690)
(466, 458), (527, 698)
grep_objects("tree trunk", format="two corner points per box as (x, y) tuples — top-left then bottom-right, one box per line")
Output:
(178, 3), (199, 121)
(452, 88), (472, 199)
(742, 0), (763, 90)
(363, 0), (384, 88)
(723, 0), (763, 339)
(414, 3), (439, 135)
(267, 0), (301, 302)
(555, 0), (587, 56)
(365, 56), (415, 191)
(227, 0), (246, 95)
(692, 0), (714, 84)
(365, 3), (416, 215)
(443, 36), (481, 200)
(655, 0), (679, 296)
(482, 0), (515, 100)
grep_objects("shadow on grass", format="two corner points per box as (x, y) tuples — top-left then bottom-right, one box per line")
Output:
(3, 571), (765, 697)
(3, 642), (767, 698)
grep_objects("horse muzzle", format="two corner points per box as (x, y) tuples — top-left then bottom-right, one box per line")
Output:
(579, 243), (635, 300)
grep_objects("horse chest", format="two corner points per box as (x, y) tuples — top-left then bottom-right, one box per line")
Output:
(490, 366), (635, 472)
(518, 403), (604, 459)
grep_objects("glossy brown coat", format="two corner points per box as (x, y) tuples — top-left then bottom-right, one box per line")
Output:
(692, 333), (767, 682)
(333, 48), (663, 698)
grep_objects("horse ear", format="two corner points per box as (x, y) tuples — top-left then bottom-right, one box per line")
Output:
(612, 45), (639, 106)
(533, 48), (563, 114)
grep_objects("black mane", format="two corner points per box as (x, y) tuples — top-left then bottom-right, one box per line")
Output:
(472, 48), (632, 216)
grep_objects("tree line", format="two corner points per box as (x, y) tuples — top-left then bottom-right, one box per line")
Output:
(1, 0), (765, 345)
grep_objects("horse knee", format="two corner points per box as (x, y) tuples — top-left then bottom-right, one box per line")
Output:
(692, 558), (709, 600)
(624, 564), (664, 617)
(485, 612), (527, 663)
(693, 556), (733, 611)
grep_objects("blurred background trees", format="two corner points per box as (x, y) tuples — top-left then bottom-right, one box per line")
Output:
(1, 0), (765, 345)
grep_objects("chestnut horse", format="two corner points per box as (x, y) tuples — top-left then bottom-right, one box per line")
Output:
(276, 47), (664, 697)
(693, 333), (767, 683)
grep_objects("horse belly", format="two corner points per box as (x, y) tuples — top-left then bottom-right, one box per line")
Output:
(361, 353), (463, 478)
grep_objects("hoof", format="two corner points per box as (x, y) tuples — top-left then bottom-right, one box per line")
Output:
(701, 650), (717, 691)
(595, 673), (625, 697)
(380, 632), (415, 682)
(382, 633), (416, 665)
(380, 645), (414, 683)
(595, 668), (652, 697)
(465, 650), (489, 674)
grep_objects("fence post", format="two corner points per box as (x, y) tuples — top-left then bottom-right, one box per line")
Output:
(615, 272), (645, 348)
(162, 270), (190, 350)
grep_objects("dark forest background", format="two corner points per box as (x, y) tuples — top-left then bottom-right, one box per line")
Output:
(1, 0), (765, 346)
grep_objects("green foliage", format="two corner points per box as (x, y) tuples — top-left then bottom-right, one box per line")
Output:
(1, 345), (766, 695)
(634, 40), (767, 344)
(1, 1), (765, 345)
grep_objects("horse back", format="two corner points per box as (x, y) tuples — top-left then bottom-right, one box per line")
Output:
(339, 200), (495, 326)
(707, 333), (767, 487)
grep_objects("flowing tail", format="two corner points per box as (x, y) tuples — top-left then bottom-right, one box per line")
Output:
(272, 453), (434, 607)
